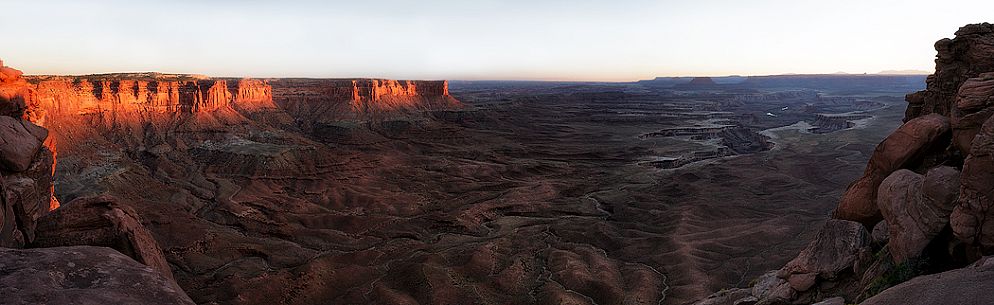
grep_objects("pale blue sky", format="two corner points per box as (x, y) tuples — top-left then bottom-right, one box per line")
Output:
(1, 0), (991, 81)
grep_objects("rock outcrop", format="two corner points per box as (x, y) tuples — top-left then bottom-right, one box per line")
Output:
(696, 23), (994, 305)
(0, 246), (195, 305)
(2, 60), (190, 302)
(905, 24), (994, 121)
(31, 195), (176, 281)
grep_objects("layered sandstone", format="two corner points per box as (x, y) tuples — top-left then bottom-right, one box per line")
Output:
(272, 78), (461, 124)
(27, 75), (460, 136)
(31, 76), (239, 118)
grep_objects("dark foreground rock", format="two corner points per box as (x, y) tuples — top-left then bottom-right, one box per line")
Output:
(0, 246), (194, 305)
(861, 256), (994, 305)
(877, 167), (959, 263)
(31, 195), (176, 281)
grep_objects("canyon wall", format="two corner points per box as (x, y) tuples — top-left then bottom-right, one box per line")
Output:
(31, 76), (240, 119)
(271, 78), (461, 124)
(26, 75), (460, 134)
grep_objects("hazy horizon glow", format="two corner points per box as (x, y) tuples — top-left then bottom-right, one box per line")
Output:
(2, 0), (992, 81)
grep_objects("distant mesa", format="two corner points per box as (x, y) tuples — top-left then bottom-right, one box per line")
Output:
(877, 69), (931, 75)
(669, 76), (721, 89)
(687, 77), (717, 86)
(637, 74), (924, 90)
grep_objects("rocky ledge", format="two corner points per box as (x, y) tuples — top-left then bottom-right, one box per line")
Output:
(0, 246), (194, 305)
(694, 22), (994, 305)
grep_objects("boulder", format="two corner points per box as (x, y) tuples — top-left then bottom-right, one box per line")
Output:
(860, 256), (994, 305)
(786, 272), (817, 292)
(3, 146), (56, 243)
(833, 114), (950, 226)
(751, 271), (786, 300)
(692, 271), (792, 305)
(0, 116), (44, 172)
(870, 221), (889, 246)
(954, 73), (994, 111)
(877, 167), (960, 262)
(0, 174), (26, 248)
(779, 220), (869, 280)
(31, 195), (176, 281)
(951, 114), (994, 250)
(0, 246), (194, 305)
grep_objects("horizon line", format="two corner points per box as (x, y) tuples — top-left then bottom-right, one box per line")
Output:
(19, 71), (933, 83)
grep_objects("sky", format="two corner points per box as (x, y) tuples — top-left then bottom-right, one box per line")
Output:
(1, 0), (992, 81)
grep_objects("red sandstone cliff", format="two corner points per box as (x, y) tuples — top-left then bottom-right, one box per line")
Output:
(271, 78), (462, 124)
(32, 77), (239, 118)
(0, 59), (41, 123)
(26, 75), (460, 134)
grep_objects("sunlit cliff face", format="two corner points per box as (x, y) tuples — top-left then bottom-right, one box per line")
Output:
(4, 59), (462, 218)
(270, 78), (460, 125)
(25, 75), (459, 138)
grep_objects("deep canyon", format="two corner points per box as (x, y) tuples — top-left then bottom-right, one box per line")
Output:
(3, 23), (994, 305)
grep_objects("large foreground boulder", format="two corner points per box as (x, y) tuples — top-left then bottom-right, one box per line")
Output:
(833, 114), (950, 226)
(0, 116), (44, 172)
(31, 195), (175, 281)
(780, 220), (869, 282)
(0, 246), (194, 305)
(860, 256), (994, 305)
(877, 167), (960, 262)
